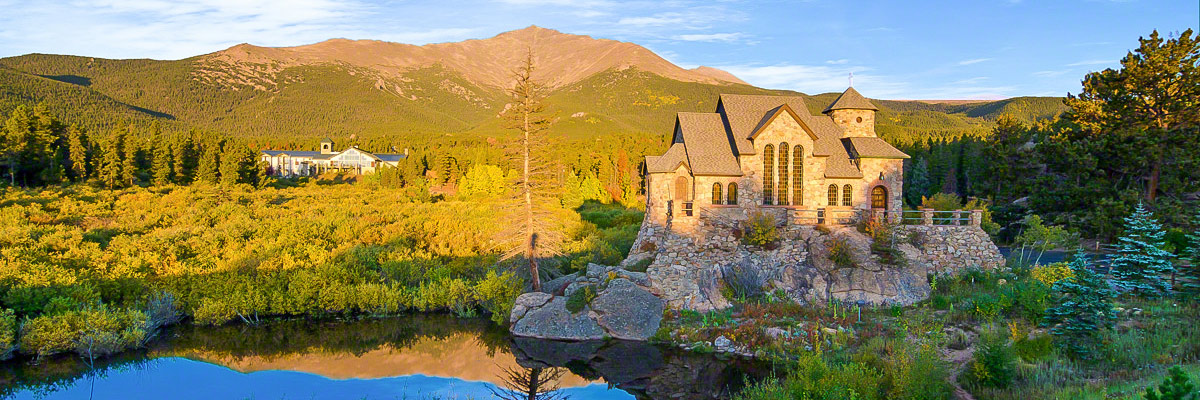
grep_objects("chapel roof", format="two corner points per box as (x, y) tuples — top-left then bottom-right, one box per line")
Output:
(823, 87), (879, 113)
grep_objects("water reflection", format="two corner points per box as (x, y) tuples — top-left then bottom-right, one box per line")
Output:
(0, 316), (760, 400)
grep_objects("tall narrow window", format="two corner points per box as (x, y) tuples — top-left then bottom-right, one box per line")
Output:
(792, 145), (803, 205)
(828, 184), (838, 206)
(763, 145), (774, 205)
(777, 142), (789, 206)
(842, 184), (853, 206)
(712, 183), (723, 205)
(674, 176), (689, 201)
(728, 183), (738, 205)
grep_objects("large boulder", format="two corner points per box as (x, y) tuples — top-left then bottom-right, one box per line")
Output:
(590, 278), (665, 340)
(510, 297), (605, 340)
(511, 266), (667, 341)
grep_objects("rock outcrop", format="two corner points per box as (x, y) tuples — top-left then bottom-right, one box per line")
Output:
(509, 264), (665, 341)
(627, 213), (1002, 311)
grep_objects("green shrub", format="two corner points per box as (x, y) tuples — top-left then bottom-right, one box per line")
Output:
(19, 306), (147, 358)
(565, 285), (597, 313)
(626, 257), (653, 273)
(1013, 333), (1054, 362)
(829, 238), (854, 267)
(0, 308), (15, 359)
(968, 328), (1017, 389)
(193, 298), (236, 326)
(1144, 365), (1199, 400)
(474, 271), (522, 325)
(742, 211), (779, 247)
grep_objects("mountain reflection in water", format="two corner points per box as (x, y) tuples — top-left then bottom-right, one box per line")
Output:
(0, 316), (761, 400)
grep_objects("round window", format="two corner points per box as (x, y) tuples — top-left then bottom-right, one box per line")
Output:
(856, 116), (863, 123)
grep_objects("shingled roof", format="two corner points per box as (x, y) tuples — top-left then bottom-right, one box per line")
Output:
(645, 142), (689, 173)
(647, 91), (906, 179)
(823, 87), (879, 113)
(842, 137), (910, 159)
(676, 113), (743, 176)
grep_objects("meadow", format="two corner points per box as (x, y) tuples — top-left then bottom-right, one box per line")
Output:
(0, 179), (643, 361)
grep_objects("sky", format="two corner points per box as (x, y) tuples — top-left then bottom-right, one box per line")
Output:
(0, 0), (1195, 99)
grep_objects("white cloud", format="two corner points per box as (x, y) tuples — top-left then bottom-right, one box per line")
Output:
(672, 33), (744, 42)
(1032, 69), (1070, 78)
(957, 58), (992, 66)
(0, 0), (371, 59)
(953, 77), (989, 85)
(826, 59), (850, 65)
(714, 63), (900, 96)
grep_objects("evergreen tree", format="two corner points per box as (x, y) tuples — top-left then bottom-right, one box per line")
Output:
(1110, 203), (1176, 296)
(66, 125), (88, 181)
(151, 138), (174, 186)
(1182, 211), (1200, 297)
(1044, 250), (1116, 359)
(196, 136), (220, 185)
(254, 160), (271, 188)
(119, 130), (137, 187)
(905, 157), (931, 207)
(560, 172), (584, 209)
(98, 130), (125, 189)
(219, 143), (244, 186)
(172, 134), (195, 184)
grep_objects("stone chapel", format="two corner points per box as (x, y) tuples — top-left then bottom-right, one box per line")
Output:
(644, 88), (909, 228)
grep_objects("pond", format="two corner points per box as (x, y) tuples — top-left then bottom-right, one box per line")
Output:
(0, 316), (764, 400)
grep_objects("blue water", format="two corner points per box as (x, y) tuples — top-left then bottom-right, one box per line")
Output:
(9, 357), (633, 400)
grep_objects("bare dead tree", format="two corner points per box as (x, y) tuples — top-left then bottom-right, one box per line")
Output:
(489, 365), (569, 400)
(494, 49), (567, 291)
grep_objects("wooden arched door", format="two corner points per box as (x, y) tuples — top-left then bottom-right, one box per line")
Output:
(674, 176), (690, 201)
(871, 186), (888, 209)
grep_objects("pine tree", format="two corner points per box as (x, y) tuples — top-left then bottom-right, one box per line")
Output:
(172, 134), (194, 184)
(560, 172), (584, 209)
(119, 130), (138, 187)
(1044, 250), (1116, 359)
(1182, 211), (1200, 297)
(1110, 203), (1176, 296)
(219, 143), (244, 186)
(98, 130), (125, 189)
(151, 138), (174, 186)
(66, 125), (88, 181)
(196, 136), (220, 185)
(254, 160), (270, 188)
(905, 157), (931, 207)
(495, 51), (566, 292)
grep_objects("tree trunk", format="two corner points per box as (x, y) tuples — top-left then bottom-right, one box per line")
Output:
(524, 96), (540, 292)
(1147, 155), (1161, 202)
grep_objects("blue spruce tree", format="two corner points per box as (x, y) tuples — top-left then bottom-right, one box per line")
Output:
(1183, 211), (1200, 297)
(1109, 203), (1175, 297)
(1044, 249), (1116, 359)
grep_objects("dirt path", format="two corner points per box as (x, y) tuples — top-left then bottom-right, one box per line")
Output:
(943, 347), (977, 400)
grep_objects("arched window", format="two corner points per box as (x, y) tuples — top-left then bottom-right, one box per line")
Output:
(727, 183), (738, 205)
(712, 183), (723, 205)
(763, 145), (774, 205)
(792, 145), (803, 205)
(777, 142), (789, 206)
(827, 184), (838, 206)
(871, 186), (888, 209)
(842, 184), (853, 206)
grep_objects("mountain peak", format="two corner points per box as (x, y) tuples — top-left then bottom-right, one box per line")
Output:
(207, 27), (745, 89)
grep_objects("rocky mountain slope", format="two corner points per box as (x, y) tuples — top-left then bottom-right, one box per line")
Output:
(0, 26), (1066, 147)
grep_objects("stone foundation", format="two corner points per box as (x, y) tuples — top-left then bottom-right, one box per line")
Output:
(625, 210), (1005, 312)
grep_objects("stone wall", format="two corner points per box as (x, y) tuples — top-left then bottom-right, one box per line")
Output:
(900, 225), (1004, 274)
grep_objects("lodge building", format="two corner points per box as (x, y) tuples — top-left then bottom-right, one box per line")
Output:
(259, 138), (407, 176)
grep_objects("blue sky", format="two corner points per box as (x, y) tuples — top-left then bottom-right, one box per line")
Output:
(0, 0), (1195, 99)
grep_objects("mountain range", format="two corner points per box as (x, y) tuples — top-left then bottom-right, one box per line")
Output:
(0, 26), (1067, 149)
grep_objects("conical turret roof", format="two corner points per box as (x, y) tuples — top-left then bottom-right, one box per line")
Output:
(823, 87), (878, 113)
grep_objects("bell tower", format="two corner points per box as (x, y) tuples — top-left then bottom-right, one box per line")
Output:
(320, 138), (334, 154)
(823, 87), (879, 138)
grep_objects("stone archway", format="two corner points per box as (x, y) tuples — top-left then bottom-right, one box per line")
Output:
(871, 186), (888, 209)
